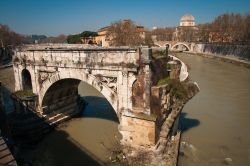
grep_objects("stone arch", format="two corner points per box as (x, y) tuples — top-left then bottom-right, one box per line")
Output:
(38, 72), (118, 114)
(21, 68), (32, 90)
(154, 43), (161, 47)
(171, 43), (190, 51)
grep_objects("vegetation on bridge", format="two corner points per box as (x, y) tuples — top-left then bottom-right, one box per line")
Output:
(152, 50), (189, 100)
(14, 90), (35, 98)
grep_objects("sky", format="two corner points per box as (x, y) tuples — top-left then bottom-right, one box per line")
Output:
(1, 0), (250, 36)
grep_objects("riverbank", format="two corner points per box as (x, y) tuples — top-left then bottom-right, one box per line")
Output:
(184, 51), (250, 68)
(106, 131), (181, 166)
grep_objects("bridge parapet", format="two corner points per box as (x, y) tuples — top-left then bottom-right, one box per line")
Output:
(14, 45), (139, 71)
(154, 40), (196, 51)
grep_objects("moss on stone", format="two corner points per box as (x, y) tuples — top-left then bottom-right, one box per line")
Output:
(152, 50), (167, 59)
(168, 80), (188, 100)
(157, 77), (171, 86)
(14, 89), (34, 98)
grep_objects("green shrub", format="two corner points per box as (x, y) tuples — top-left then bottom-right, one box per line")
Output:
(14, 90), (34, 97)
(157, 76), (170, 86)
(168, 79), (188, 100)
(157, 78), (188, 100)
(152, 50), (166, 59)
(166, 63), (172, 70)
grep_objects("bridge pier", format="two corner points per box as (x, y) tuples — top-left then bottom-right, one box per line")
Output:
(118, 47), (157, 146)
(119, 113), (157, 146)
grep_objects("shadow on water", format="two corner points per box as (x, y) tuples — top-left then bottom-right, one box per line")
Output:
(32, 96), (120, 166)
(80, 96), (119, 123)
(30, 129), (104, 166)
(1, 78), (119, 165)
(1, 93), (108, 165)
(11, 98), (107, 166)
(179, 112), (200, 133)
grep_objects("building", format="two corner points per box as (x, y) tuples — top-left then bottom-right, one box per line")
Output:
(95, 26), (111, 47)
(136, 25), (146, 39)
(173, 14), (198, 42)
(80, 36), (97, 45)
(180, 14), (195, 27)
(95, 20), (146, 47)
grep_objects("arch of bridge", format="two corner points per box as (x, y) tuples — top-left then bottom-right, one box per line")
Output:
(39, 71), (118, 114)
(171, 42), (190, 51)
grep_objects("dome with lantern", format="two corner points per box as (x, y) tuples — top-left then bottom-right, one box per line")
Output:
(180, 14), (195, 27)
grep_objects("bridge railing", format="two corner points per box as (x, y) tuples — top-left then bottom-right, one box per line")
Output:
(14, 45), (140, 69)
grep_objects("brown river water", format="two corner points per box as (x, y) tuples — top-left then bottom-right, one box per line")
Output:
(177, 53), (250, 166)
(29, 53), (250, 166)
(28, 82), (120, 166)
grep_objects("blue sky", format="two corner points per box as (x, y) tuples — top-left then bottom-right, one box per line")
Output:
(1, 0), (250, 36)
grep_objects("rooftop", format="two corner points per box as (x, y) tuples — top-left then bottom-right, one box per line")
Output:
(180, 14), (195, 22)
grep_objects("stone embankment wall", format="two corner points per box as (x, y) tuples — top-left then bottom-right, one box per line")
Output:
(194, 43), (250, 61)
(168, 55), (188, 82)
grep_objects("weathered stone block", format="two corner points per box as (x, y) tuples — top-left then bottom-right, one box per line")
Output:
(120, 114), (156, 146)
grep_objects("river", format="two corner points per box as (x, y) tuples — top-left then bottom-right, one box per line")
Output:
(24, 52), (250, 166)
(27, 82), (120, 166)
(176, 53), (250, 166)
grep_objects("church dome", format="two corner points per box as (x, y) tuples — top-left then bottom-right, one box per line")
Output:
(180, 14), (195, 26)
(180, 14), (195, 21)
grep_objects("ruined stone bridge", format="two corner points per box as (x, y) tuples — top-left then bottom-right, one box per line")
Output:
(13, 44), (158, 146)
(154, 40), (196, 51)
(12, 44), (189, 148)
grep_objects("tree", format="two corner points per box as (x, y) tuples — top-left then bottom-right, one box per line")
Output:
(67, 31), (97, 44)
(196, 23), (210, 42)
(144, 32), (154, 47)
(152, 28), (174, 41)
(107, 19), (144, 46)
(67, 34), (81, 44)
(0, 24), (23, 46)
(207, 13), (250, 43)
(80, 31), (97, 37)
